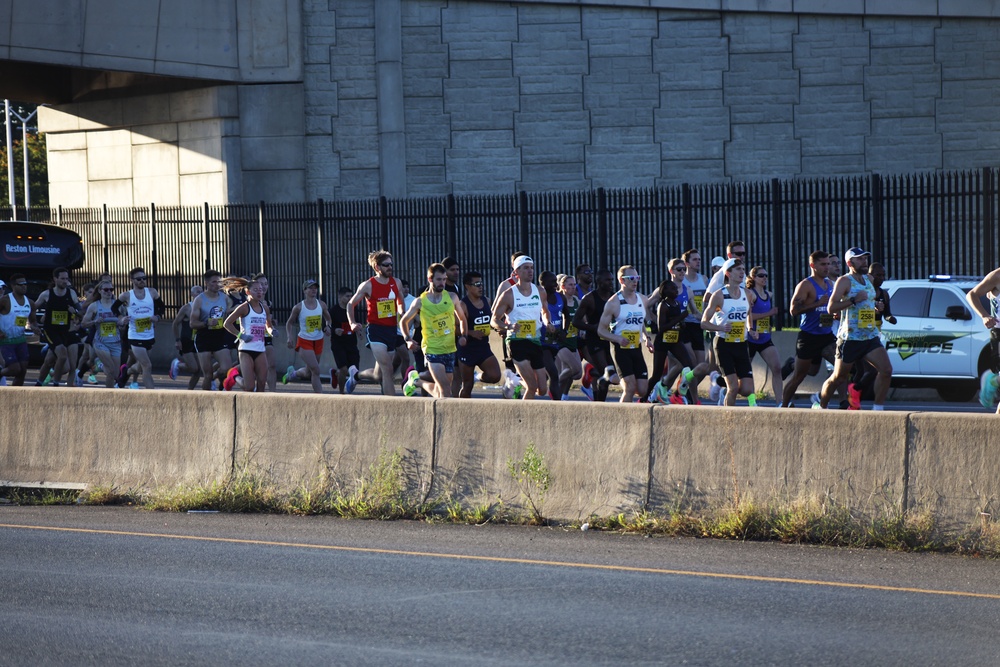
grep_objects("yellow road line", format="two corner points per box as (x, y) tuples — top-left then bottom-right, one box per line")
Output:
(2, 522), (997, 600)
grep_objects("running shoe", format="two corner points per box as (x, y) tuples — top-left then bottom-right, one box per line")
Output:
(401, 365), (415, 392)
(669, 392), (687, 405)
(717, 387), (727, 406)
(980, 370), (998, 408)
(169, 358), (180, 380)
(329, 368), (338, 389)
(223, 367), (240, 391)
(402, 370), (420, 397)
(42, 372), (53, 386)
(94, 359), (104, 373)
(810, 392), (820, 406)
(581, 362), (594, 389)
(116, 364), (128, 388)
(708, 371), (721, 402)
(847, 383), (862, 410)
(648, 379), (670, 404)
(74, 373), (84, 387)
(811, 402), (823, 410)
(282, 365), (295, 385)
(211, 380), (219, 391)
(87, 374), (98, 385)
(579, 385), (594, 401)
(129, 382), (141, 390)
(0, 377), (6, 386)
(673, 366), (694, 396)
(780, 356), (795, 380)
(344, 364), (358, 394)
(512, 384), (524, 400)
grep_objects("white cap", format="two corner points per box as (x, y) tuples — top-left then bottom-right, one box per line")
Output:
(0, 280), (5, 290)
(710, 256), (725, 269)
(513, 255), (534, 270)
(844, 247), (871, 263)
(721, 258), (742, 274)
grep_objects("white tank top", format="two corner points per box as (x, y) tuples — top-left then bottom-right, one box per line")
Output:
(297, 301), (325, 341)
(612, 292), (645, 349)
(127, 288), (155, 340)
(1, 293), (31, 339)
(506, 283), (542, 341)
(238, 302), (268, 352)
(710, 286), (749, 343)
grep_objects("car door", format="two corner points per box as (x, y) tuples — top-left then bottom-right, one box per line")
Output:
(881, 285), (928, 377)
(920, 286), (976, 379)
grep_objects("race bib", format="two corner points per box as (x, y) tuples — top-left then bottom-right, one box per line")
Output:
(756, 316), (770, 334)
(211, 318), (224, 330)
(250, 324), (267, 341)
(15, 316), (27, 328)
(99, 322), (117, 337)
(475, 323), (491, 337)
(819, 312), (834, 328)
(514, 320), (537, 338)
(429, 313), (452, 337)
(694, 295), (703, 311)
(725, 321), (745, 343)
(135, 317), (152, 333)
(305, 315), (322, 333)
(376, 298), (396, 320)
(661, 329), (680, 344)
(858, 308), (876, 329)
(566, 323), (578, 338)
(50, 311), (68, 326)
(622, 330), (640, 349)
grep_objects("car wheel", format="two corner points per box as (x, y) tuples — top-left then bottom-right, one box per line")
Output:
(937, 382), (978, 402)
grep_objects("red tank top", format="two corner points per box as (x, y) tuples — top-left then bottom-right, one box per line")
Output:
(366, 277), (403, 326)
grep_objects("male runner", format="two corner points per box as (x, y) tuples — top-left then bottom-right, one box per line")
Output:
(966, 266), (1000, 412)
(0, 274), (38, 385)
(400, 263), (468, 398)
(780, 251), (837, 408)
(117, 267), (161, 389)
(34, 267), (82, 386)
(346, 249), (408, 395)
(573, 269), (619, 401)
(457, 271), (501, 398)
(190, 270), (233, 390)
(491, 255), (554, 400)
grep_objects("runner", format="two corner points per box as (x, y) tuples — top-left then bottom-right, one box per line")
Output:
(33, 267), (82, 387)
(346, 250), (408, 396)
(746, 266), (783, 405)
(255, 273), (278, 391)
(573, 269), (619, 401)
(815, 248), (892, 410)
(0, 274), (38, 386)
(648, 264), (708, 404)
(400, 263), (468, 398)
(492, 255), (554, 400)
(554, 273), (584, 400)
(494, 251), (528, 380)
(190, 270), (234, 390)
(117, 267), (160, 389)
(80, 278), (122, 388)
(967, 266), (1000, 413)
(780, 251), (837, 408)
(575, 264), (595, 297)
(170, 285), (203, 389)
(849, 262), (897, 408)
(284, 279), (333, 393)
(538, 270), (566, 400)
(457, 271), (501, 398)
(222, 275), (271, 393)
(598, 265), (651, 403)
(328, 287), (361, 394)
(681, 248), (710, 370)
(702, 258), (759, 407)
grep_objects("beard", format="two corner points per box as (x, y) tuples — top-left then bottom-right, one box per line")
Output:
(433, 284), (444, 293)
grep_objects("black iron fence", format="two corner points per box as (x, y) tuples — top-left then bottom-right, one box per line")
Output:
(3, 168), (997, 328)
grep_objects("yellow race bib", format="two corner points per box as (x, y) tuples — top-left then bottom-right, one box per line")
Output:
(622, 330), (640, 349)
(15, 316), (27, 328)
(475, 323), (491, 337)
(99, 322), (117, 337)
(693, 295), (703, 311)
(756, 316), (770, 334)
(725, 321), (745, 343)
(566, 323), (578, 338)
(858, 308), (876, 329)
(305, 315), (322, 333)
(429, 313), (452, 337)
(661, 329), (680, 344)
(514, 320), (537, 338)
(376, 298), (396, 320)
(50, 311), (68, 325)
(135, 317), (152, 333)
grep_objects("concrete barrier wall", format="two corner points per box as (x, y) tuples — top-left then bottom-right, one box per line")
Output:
(0, 389), (992, 528)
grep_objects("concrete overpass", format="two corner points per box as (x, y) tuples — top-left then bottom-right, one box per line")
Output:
(4, 1), (1000, 206)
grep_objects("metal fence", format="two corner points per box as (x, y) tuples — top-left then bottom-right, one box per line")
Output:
(3, 167), (997, 328)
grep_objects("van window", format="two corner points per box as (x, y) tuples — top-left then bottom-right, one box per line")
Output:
(928, 288), (965, 319)
(889, 287), (928, 318)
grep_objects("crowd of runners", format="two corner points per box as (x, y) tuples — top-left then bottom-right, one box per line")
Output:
(2, 241), (997, 410)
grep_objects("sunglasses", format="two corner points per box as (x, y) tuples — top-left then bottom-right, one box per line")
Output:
(101, 287), (115, 292)
(672, 266), (686, 272)
(732, 252), (746, 257)
(755, 274), (768, 278)
(133, 276), (147, 281)
(622, 275), (641, 281)
(14, 282), (28, 286)
(470, 281), (483, 287)
(380, 262), (393, 268)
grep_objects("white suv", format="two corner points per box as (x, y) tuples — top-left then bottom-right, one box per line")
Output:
(880, 276), (991, 402)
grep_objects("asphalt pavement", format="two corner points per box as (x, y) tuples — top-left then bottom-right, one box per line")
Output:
(2, 506), (998, 666)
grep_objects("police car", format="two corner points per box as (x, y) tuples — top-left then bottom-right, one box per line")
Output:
(879, 275), (990, 401)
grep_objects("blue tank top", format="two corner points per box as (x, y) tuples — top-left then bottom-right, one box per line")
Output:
(750, 288), (772, 344)
(800, 277), (834, 335)
(541, 292), (564, 347)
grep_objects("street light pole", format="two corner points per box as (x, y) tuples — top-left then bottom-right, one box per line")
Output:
(4, 99), (15, 213)
(14, 107), (39, 210)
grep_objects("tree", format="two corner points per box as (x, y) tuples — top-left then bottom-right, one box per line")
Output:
(1, 101), (49, 208)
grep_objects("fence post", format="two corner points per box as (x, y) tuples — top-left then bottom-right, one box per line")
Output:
(57, 204), (62, 226)
(446, 193), (457, 259)
(202, 202), (211, 272)
(316, 198), (325, 297)
(258, 201), (266, 273)
(770, 178), (784, 330)
(984, 167), (995, 274)
(682, 183), (693, 252)
(149, 203), (158, 288)
(519, 190), (530, 255)
(101, 203), (109, 276)
(871, 173), (884, 264)
(379, 196), (389, 251)
(596, 187), (607, 271)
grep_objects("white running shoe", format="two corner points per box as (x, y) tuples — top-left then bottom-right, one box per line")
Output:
(708, 371), (721, 402)
(717, 387), (728, 406)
